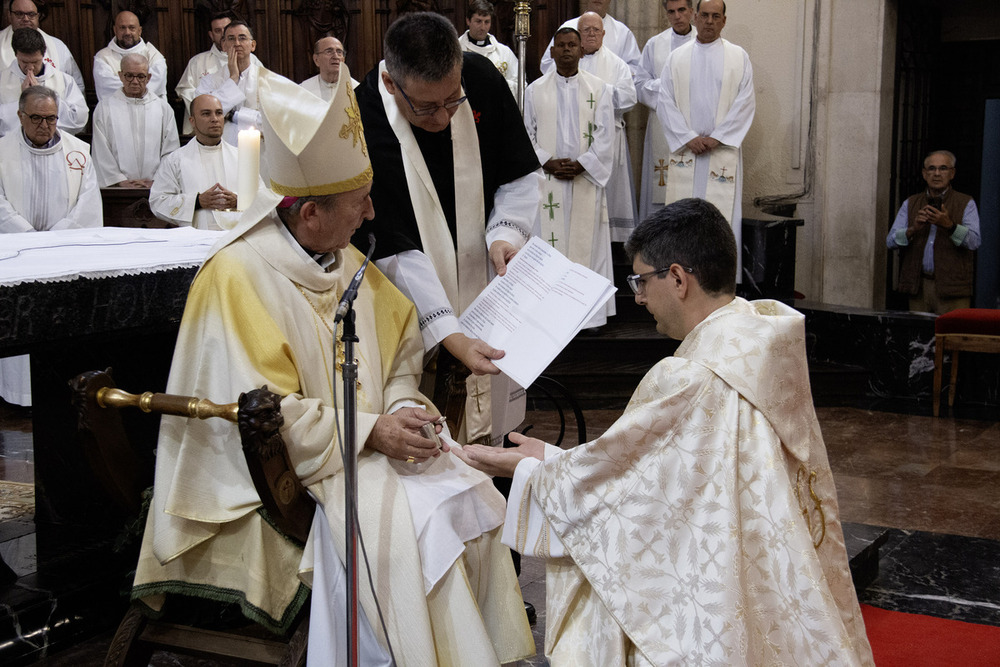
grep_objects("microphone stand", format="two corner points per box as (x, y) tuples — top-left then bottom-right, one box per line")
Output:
(341, 307), (360, 667)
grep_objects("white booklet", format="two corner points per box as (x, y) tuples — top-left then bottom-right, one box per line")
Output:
(459, 237), (617, 389)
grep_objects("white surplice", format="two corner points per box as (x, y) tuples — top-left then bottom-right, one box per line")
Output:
(635, 27), (696, 222)
(0, 26), (84, 93)
(657, 37), (755, 278)
(148, 138), (244, 230)
(92, 38), (168, 100)
(196, 60), (265, 146)
(540, 13), (641, 75)
(0, 60), (88, 136)
(92, 89), (179, 187)
(503, 298), (875, 666)
(579, 46), (637, 240)
(524, 69), (614, 326)
(458, 32), (519, 98)
(175, 45), (227, 135)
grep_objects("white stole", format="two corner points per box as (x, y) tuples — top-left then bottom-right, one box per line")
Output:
(534, 71), (602, 267)
(3, 132), (87, 216)
(664, 39), (743, 222)
(109, 93), (164, 180)
(649, 31), (694, 207)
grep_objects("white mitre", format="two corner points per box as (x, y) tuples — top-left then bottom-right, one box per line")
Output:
(260, 63), (371, 196)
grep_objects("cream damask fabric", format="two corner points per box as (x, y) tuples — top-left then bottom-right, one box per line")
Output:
(514, 298), (874, 665)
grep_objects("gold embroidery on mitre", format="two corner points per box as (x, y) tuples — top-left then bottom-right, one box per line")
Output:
(340, 85), (368, 157)
(795, 466), (827, 548)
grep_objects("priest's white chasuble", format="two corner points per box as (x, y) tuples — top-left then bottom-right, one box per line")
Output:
(635, 27), (697, 221)
(132, 197), (534, 664)
(149, 138), (242, 230)
(92, 38), (168, 100)
(0, 61), (88, 136)
(658, 38), (755, 277)
(504, 298), (875, 666)
(524, 69), (615, 327)
(579, 47), (637, 240)
(92, 89), (179, 187)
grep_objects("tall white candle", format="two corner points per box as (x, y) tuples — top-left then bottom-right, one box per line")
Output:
(236, 128), (260, 211)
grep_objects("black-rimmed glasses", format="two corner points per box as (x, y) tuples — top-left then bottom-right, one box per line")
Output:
(626, 265), (693, 295)
(396, 77), (467, 117)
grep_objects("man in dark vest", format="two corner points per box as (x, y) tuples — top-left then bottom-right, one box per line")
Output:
(887, 150), (981, 314)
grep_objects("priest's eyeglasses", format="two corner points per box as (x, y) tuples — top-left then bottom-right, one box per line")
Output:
(396, 78), (468, 117)
(122, 73), (149, 81)
(12, 10), (39, 20)
(627, 265), (693, 295)
(25, 113), (58, 126)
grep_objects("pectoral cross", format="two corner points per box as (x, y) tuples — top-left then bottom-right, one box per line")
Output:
(547, 232), (558, 247)
(586, 93), (596, 109)
(583, 122), (594, 148)
(543, 191), (560, 220)
(655, 159), (668, 187)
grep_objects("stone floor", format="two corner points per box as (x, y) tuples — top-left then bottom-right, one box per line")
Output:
(3, 401), (1000, 664)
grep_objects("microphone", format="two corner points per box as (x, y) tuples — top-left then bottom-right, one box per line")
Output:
(334, 234), (376, 323)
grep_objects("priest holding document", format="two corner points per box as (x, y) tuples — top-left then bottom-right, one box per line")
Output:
(457, 198), (875, 666)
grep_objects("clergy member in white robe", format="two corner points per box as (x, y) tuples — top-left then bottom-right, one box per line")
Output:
(0, 27), (87, 136)
(92, 11), (167, 101)
(636, 0), (696, 222)
(0, 1), (85, 93)
(150, 94), (246, 230)
(132, 70), (535, 665)
(0, 86), (101, 407)
(539, 0), (640, 75)
(196, 20), (265, 146)
(92, 54), (179, 188)
(524, 27), (615, 327)
(458, 1), (518, 98)
(457, 199), (875, 667)
(175, 12), (234, 135)
(355, 14), (541, 444)
(577, 12), (637, 240)
(657, 0), (754, 279)
(299, 35), (358, 101)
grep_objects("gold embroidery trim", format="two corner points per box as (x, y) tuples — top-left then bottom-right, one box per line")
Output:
(795, 466), (827, 548)
(270, 165), (374, 197)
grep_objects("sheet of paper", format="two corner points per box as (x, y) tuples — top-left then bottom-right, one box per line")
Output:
(460, 237), (616, 389)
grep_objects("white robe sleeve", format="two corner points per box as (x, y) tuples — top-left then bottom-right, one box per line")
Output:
(485, 171), (541, 251)
(149, 152), (195, 225)
(501, 443), (567, 557)
(0, 99), (16, 136)
(708, 52), (755, 148)
(91, 57), (121, 101)
(160, 99), (180, 157)
(0, 178), (33, 232)
(635, 39), (661, 109)
(50, 158), (102, 230)
(375, 250), (460, 352)
(610, 57), (637, 117)
(91, 103), (127, 187)
(656, 54), (699, 152)
(577, 83), (615, 188)
(197, 73), (245, 115)
(51, 39), (85, 94)
(56, 77), (89, 135)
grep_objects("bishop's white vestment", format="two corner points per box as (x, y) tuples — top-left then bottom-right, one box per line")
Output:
(175, 45), (229, 135)
(524, 69), (615, 327)
(0, 60), (88, 136)
(149, 138), (243, 230)
(579, 46), (637, 240)
(458, 31), (519, 98)
(197, 60), (266, 146)
(505, 298), (875, 666)
(131, 191), (535, 664)
(92, 38), (168, 101)
(657, 38), (755, 278)
(0, 26), (84, 93)
(635, 27), (696, 222)
(92, 89), (179, 187)
(299, 73), (359, 102)
(540, 13), (641, 75)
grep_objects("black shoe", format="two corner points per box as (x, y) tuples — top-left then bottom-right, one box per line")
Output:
(524, 601), (537, 626)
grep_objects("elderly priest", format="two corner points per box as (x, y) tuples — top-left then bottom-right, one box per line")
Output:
(131, 69), (534, 665)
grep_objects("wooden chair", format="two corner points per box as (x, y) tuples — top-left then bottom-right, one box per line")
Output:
(932, 309), (1000, 417)
(70, 369), (315, 666)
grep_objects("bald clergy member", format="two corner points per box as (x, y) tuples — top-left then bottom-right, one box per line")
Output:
(131, 70), (534, 665)
(196, 20), (266, 145)
(540, 0), (641, 75)
(657, 0), (754, 276)
(92, 53), (179, 188)
(93, 10), (167, 100)
(150, 94), (245, 230)
(300, 35), (358, 101)
(457, 199), (875, 666)
(0, 27), (87, 136)
(524, 27), (615, 327)
(355, 12), (541, 444)
(0, 0), (84, 93)
(636, 0), (696, 221)
(175, 11), (235, 135)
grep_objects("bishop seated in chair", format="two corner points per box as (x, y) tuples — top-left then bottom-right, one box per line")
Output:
(130, 65), (535, 665)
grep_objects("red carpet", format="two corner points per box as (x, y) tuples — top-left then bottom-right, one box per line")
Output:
(861, 603), (1000, 666)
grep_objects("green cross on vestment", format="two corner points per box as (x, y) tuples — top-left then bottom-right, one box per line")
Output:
(586, 93), (596, 109)
(583, 122), (594, 148)
(543, 191), (561, 220)
(547, 232), (558, 247)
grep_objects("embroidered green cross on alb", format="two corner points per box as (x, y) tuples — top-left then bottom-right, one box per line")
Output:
(543, 191), (560, 220)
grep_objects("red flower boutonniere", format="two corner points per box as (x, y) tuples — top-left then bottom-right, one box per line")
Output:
(472, 110), (482, 124)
